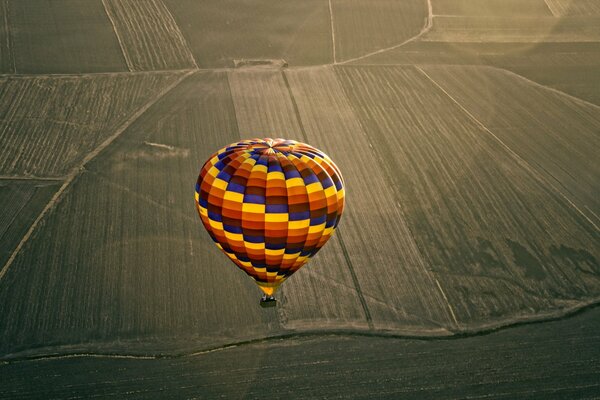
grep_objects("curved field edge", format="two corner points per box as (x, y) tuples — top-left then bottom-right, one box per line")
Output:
(2, 297), (600, 362)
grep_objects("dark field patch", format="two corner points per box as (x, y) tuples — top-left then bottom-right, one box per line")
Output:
(9, 0), (127, 73)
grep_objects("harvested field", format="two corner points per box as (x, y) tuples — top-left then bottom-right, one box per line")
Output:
(0, 0), (15, 73)
(102, 0), (197, 71)
(3, 306), (600, 399)
(163, 0), (332, 68)
(545, 0), (600, 16)
(431, 0), (552, 16)
(228, 68), (371, 331)
(0, 71), (284, 358)
(8, 0), (126, 73)
(355, 41), (600, 105)
(330, 0), (429, 62)
(421, 64), (600, 225)
(423, 16), (600, 42)
(0, 72), (183, 177)
(284, 67), (455, 332)
(337, 65), (600, 327)
(0, 180), (59, 269)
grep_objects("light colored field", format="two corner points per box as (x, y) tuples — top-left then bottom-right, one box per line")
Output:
(2, 306), (600, 398)
(423, 16), (600, 42)
(0, 0), (15, 73)
(331, 0), (429, 62)
(102, 0), (197, 71)
(163, 0), (332, 68)
(0, 180), (59, 268)
(545, 0), (600, 16)
(284, 67), (456, 332)
(0, 72), (183, 177)
(336, 65), (600, 326)
(432, 0), (552, 16)
(227, 68), (371, 331)
(0, 71), (284, 357)
(353, 41), (600, 106)
(420, 65), (600, 225)
(8, 0), (126, 73)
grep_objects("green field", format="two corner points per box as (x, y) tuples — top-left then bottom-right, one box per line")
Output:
(1, 0), (599, 397)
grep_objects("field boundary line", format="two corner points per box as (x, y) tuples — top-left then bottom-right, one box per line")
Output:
(160, 0), (199, 69)
(2, 0), (16, 73)
(543, 0), (559, 16)
(434, 278), (459, 326)
(0, 70), (196, 282)
(328, 0), (337, 63)
(101, 0), (135, 72)
(338, 0), (433, 65)
(416, 66), (599, 232)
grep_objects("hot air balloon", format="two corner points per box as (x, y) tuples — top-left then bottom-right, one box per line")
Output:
(194, 138), (345, 307)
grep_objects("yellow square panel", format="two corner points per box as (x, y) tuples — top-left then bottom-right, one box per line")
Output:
(242, 203), (265, 214)
(265, 213), (289, 223)
(224, 191), (243, 202)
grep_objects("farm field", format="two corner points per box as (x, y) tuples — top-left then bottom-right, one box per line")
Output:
(102, 0), (197, 71)
(7, 0), (127, 74)
(336, 65), (600, 327)
(358, 40), (600, 106)
(545, 0), (600, 16)
(420, 65), (600, 225)
(1, 0), (599, 397)
(0, 0), (14, 73)
(422, 16), (600, 42)
(2, 305), (599, 399)
(330, 0), (429, 63)
(0, 72), (183, 177)
(163, 0), (333, 68)
(0, 180), (59, 270)
(0, 71), (283, 358)
(431, 0), (553, 16)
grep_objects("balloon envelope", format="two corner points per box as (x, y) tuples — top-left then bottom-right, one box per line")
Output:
(194, 138), (345, 295)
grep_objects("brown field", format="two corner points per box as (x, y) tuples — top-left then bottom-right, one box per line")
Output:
(164, 0), (333, 68)
(423, 16), (600, 42)
(431, 0), (552, 16)
(1, 1), (599, 397)
(102, 0), (197, 71)
(8, 0), (127, 73)
(284, 67), (456, 332)
(0, 71), (284, 357)
(330, 0), (429, 63)
(421, 65), (600, 224)
(0, 72), (183, 177)
(336, 65), (600, 326)
(545, 0), (600, 16)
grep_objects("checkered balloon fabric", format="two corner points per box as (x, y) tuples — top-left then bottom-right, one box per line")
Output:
(195, 138), (345, 296)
